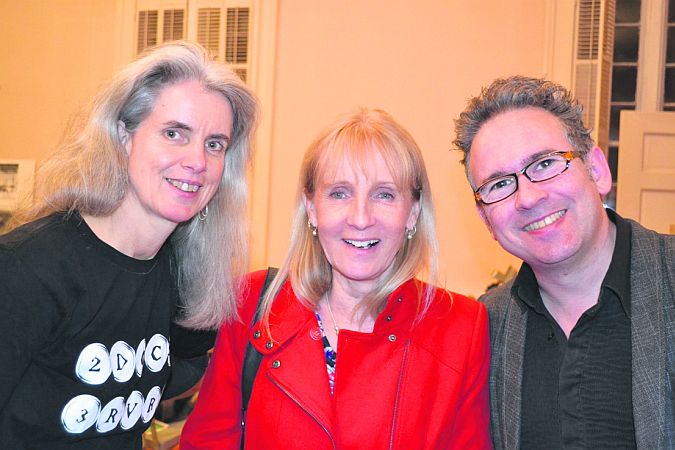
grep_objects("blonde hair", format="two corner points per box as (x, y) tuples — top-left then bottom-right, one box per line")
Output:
(260, 108), (439, 335)
(9, 41), (259, 329)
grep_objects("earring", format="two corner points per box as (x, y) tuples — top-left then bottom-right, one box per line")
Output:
(198, 205), (209, 221)
(406, 225), (417, 240)
(308, 220), (318, 237)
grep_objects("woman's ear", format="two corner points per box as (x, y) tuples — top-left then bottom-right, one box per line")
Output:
(406, 200), (421, 231)
(117, 121), (131, 154)
(302, 192), (317, 227)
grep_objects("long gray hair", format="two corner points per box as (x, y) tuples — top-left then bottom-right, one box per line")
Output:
(12, 41), (259, 329)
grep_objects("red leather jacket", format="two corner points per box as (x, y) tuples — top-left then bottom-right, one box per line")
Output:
(181, 270), (491, 449)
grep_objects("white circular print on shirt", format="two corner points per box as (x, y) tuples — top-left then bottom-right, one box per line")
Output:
(141, 386), (163, 423)
(61, 394), (101, 434)
(110, 341), (135, 383)
(96, 396), (125, 433)
(120, 390), (144, 430)
(75, 343), (112, 385)
(135, 339), (146, 377)
(144, 334), (169, 373)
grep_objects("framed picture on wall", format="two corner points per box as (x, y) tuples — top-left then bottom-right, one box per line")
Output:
(0, 159), (35, 228)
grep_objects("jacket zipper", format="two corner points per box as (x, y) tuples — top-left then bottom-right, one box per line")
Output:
(389, 340), (410, 450)
(268, 375), (337, 449)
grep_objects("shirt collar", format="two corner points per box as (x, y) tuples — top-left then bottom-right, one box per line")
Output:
(603, 208), (632, 316)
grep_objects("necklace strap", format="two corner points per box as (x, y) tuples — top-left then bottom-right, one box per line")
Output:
(325, 298), (340, 336)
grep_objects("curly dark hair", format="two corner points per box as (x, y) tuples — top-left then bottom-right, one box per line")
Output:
(453, 75), (594, 179)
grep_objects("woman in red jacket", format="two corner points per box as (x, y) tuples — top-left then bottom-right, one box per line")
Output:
(181, 108), (491, 449)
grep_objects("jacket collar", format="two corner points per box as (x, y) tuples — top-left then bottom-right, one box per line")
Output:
(250, 278), (427, 353)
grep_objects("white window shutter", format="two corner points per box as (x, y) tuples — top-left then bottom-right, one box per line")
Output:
(137, 10), (158, 54)
(226, 7), (249, 82)
(163, 9), (185, 42)
(197, 8), (222, 58)
(135, 1), (252, 84)
(136, 1), (187, 55)
(573, 0), (615, 151)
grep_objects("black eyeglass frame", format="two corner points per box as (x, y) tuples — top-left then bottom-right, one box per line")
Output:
(473, 150), (582, 205)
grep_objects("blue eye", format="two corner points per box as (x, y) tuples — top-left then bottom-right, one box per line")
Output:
(206, 140), (226, 153)
(329, 191), (347, 199)
(164, 129), (181, 140)
(376, 191), (395, 200)
(488, 177), (514, 192)
(533, 158), (555, 171)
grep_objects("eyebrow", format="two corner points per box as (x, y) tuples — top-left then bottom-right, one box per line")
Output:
(163, 120), (192, 131)
(479, 148), (561, 184)
(208, 133), (230, 143)
(163, 121), (231, 143)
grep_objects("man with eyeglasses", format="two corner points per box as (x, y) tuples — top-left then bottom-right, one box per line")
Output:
(453, 76), (674, 450)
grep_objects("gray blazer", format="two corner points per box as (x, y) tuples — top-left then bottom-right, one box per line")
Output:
(481, 218), (674, 450)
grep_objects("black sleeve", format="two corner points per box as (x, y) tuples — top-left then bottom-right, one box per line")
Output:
(162, 323), (217, 399)
(169, 322), (217, 358)
(163, 353), (209, 399)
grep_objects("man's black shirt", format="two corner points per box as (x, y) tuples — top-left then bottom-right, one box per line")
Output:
(517, 210), (636, 449)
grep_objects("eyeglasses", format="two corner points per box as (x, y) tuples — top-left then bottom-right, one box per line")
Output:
(474, 150), (581, 205)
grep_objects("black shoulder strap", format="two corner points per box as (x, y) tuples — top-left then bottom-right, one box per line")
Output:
(240, 267), (278, 447)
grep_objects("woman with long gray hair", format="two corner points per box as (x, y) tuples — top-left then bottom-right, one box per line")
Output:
(0, 41), (258, 448)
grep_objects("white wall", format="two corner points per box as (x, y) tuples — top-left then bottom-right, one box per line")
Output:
(0, 0), (118, 162)
(0, 0), (556, 297)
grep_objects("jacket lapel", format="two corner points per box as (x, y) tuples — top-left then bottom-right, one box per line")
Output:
(500, 293), (527, 450)
(629, 222), (668, 449)
(251, 282), (335, 438)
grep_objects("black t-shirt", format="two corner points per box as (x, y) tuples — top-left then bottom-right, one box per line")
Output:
(0, 213), (212, 449)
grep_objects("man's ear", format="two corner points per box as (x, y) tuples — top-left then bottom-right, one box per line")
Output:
(475, 203), (497, 240)
(302, 192), (317, 227)
(117, 121), (131, 154)
(588, 146), (612, 196)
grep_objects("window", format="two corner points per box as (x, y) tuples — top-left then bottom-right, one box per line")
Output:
(163, 9), (185, 42)
(665, 0), (675, 110)
(555, 0), (674, 208)
(137, 10), (159, 54)
(135, 1), (188, 54)
(134, 1), (251, 82)
(607, 0), (641, 206)
(608, 0), (673, 207)
(225, 7), (249, 81)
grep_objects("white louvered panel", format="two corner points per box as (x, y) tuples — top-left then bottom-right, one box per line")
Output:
(197, 8), (221, 59)
(596, 59), (612, 148)
(575, 61), (599, 129)
(572, 0), (615, 151)
(602, 1), (615, 59)
(163, 9), (185, 42)
(596, 1), (615, 151)
(576, 0), (601, 60)
(226, 7), (249, 64)
(137, 10), (158, 55)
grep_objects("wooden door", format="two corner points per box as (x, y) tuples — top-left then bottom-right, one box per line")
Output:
(616, 111), (675, 234)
